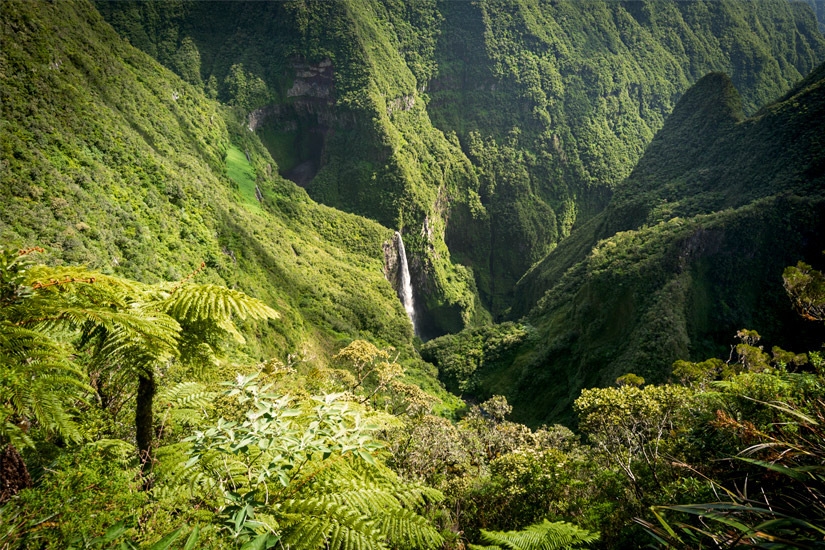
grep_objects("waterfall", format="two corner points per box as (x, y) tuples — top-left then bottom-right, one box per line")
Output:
(395, 231), (418, 335)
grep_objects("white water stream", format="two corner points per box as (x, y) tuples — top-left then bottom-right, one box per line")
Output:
(395, 232), (419, 335)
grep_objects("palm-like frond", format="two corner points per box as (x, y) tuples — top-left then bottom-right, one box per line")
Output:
(278, 498), (383, 550)
(2, 252), (280, 461)
(474, 520), (599, 550)
(280, 457), (444, 550)
(156, 382), (215, 427)
(0, 321), (88, 445)
(159, 283), (279, 325)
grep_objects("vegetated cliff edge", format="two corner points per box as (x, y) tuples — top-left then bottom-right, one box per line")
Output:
(426, 66), (825, 425)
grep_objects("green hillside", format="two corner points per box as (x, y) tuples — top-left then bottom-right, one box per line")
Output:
(0, 0), (456, 399)
(96, 0), (825, 325)
(4, 0), (825, 547)
(428, 66), (825, 425)
(5, 0), (824, 427)
(432, 0), (825, 313)
(95, 0), (491, 337)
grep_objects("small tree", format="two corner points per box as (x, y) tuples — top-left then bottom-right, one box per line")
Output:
(783, 261), (825, 321)
(574, 384), (692, 501)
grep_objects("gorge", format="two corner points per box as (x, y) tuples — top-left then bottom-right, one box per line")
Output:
(2, 0), (825, 547)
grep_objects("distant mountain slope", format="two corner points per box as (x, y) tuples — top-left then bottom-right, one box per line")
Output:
(797, 0), (825, 32)
(0, 0), (435, 378)
(428, 65), (825, 425)
(429, 0), (825, 313)
(96, 0), (825, 325)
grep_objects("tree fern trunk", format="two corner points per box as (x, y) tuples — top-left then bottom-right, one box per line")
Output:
(136, 372), (155, 480)
(0, 444), (32, 503)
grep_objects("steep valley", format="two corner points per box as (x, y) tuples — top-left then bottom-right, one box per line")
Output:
(2, 1), (825, 546)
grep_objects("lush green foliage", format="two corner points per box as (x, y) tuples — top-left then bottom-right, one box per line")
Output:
(179, 373), (444, 550)
(433, 64), (825, 426)
(0, 0), (424, 364)
(471, 519), (599, 550)
(0, 253), (446, 548)
(420, 322), (529, 396)
(95, 0), (825, 325)
(4, 1), (825, 548)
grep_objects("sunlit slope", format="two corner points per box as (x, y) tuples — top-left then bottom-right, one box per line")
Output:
(0, 0), (415, 363)
(96, 0), (491, 337)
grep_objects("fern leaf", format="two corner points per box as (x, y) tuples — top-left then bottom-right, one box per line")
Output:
(479, 520), (599, 550)
(159, 284), (279, 324)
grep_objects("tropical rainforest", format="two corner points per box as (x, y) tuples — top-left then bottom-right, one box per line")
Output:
(1, 0), (824, 548)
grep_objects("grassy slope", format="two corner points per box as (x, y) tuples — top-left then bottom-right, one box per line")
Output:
(0, 0), (462, 408)
(428, 66), (825, 425)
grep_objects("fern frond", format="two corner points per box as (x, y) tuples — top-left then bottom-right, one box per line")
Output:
(277, 499), (384, 550)
(157, 382), (214, 410)
(282, 456), (444, 549)
(26, 266), (145, 294)
(156, 382), (214, 427)
(375, 506), (444, 549)
(0, 321), (87, 444)
(478, 519), (599, 550)
(159, 284), (279, 324)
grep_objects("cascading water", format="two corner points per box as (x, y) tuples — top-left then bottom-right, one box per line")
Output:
(395, 231), (419, 336)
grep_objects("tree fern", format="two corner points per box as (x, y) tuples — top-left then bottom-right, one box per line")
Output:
(471, 519), (599, 550)
(158, 283), (278, 345)
(1, 248), (278, 468)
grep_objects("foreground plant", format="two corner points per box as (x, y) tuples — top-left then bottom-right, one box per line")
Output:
(178, 372), (444, 550)
(639, 389), (825, 548)
(469, 519), (599, 550)
(0, 247), (277, 465)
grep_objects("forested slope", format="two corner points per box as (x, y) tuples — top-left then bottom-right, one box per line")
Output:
(427, 66), (825, 425)
(4, 0), (824, 423)
(96, 0), (491, 337)
(97, 0), (825, 324)
(0, 0), (452, 399)
(433, 0), (825, 313)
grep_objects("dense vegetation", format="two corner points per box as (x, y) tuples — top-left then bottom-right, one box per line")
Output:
(4, 246), (824, 548)
(2, 0), (825, 548)
(96, 0), (825, 324)
(0, 0), (463, 408)
(428, 64), (825, 426)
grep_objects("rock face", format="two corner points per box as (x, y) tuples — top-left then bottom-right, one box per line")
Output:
(249, 57), (339, 186)
(248, 104), (283, 132)
(288, 58), (334, 100)
(386, 94), (415, 115)
(383, 234), (401, 293)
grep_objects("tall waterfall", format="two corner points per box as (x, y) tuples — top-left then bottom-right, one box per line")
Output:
(395, 231), (418, 335)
